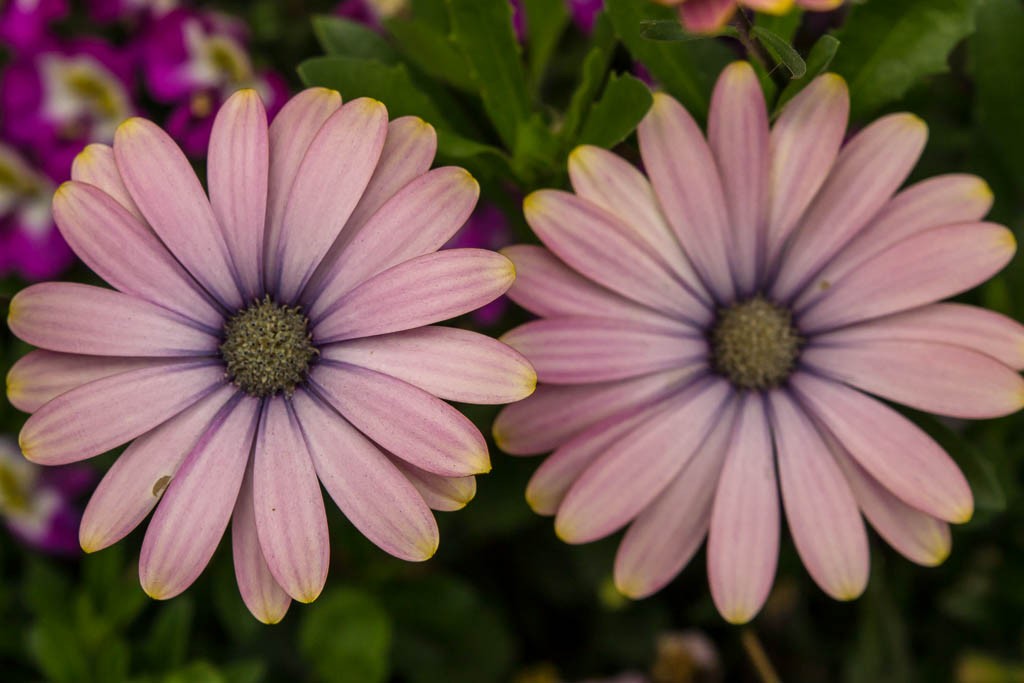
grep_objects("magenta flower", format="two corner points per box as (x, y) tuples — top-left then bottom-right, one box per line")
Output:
(0, 0), (67, 54)
(7, 88), (534, 623)
(0, 437), (93, 556)
(0, 143), (74, 280)
(494, 63), (1024, 624)
(445, 203), (513, 326)
(88, 0), (178, 24)
(654, 0), (842, 33)
(334, 0), (407, 26)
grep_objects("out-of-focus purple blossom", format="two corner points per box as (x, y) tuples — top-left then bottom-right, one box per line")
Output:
(567, 0), (603, 33)
(0, 437), (93, 555)
(0, 38), (136, 179)
(334, 0), (408, 27)
(139, 8), (289, 156)
(0, 0), (68, 54)
(88, 0), (178, 25)
(0, 143), (73, 280)
(445, 203), (512, 326)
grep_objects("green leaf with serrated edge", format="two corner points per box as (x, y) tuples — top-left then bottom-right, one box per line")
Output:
(312, 15), (400, 63)
(776, 34), (840, 111)
(606, 0), (728, 121)
(561, 11), (615, 143)
(640, 19), (704, 41)
(385, 18), (475, 91)
(300, 587), (392, 683)
(579, 73), (654, 149)
(446, 0), (531, 149)
(751, 25), (807, 78)
(970, 0), (1024, 199)
(830, 0), (979, 120)
(523, 0), (571, 89)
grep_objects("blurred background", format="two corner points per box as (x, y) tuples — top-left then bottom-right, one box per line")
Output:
(1, 0), (1023, 681)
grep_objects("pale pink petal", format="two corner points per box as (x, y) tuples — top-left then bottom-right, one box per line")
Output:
(769, 390), (869, 600)
(494, 369), (694, 456)
(389, 457), (477, 512)
(831, 441), (952, 567)
(232, 460), (291, 624)
(70, 143), (142, 221)
(253, 397), (329, 602)
(804, 339), (1024, 419)
(799, 222), (1016, 333)
(307, 167), (479, 317)
(614, 399), (736, 599)
(310, 363), (489, 476)
(555, 378), (731, 544)
(707, 392), (778, 625)
(773, 113), (928, 300)
(322, 326), (536, 404)
(272, 98), (388, 303)
(19, 361), (225, 465)
(292, 390), (439, 560)
(638, 93), (735, 302)
(709, 61), (770, 295)
(7, 351), (154, 414)
(524, 189), (707, 322)
(501, 317), (705, 384)
(792, 372), (973, 523)
(53, 182), (223, 330)
(679, 0), (738, 32)
(568, 145), (709, 304)
(79, 384), (238, 552)
(501, 245), (688, 331)
(139, 395), (260, 599)
(794, 175), (995, 311)
(9, 283), (219, 356)
(208, 89), (269, 301)
(114, 117), (243, 309)
(313, 249), (514, 343)
(264, 88), (343, 290)
(813, 303), (1024, 371)
(766, 74), (849, 266)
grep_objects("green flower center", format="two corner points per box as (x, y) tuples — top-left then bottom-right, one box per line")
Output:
(220, 296), (318, 397)
(710, 297), (802, 390)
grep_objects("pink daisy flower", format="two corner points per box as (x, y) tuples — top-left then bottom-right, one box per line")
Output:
(494, 62), (1024, 624)
(7, 87), (535, 623)
(654, 0), (843, 33)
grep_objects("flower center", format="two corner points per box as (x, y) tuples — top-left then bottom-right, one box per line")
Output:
(220, 296), (318, 397)
(710, 297), (802, 390)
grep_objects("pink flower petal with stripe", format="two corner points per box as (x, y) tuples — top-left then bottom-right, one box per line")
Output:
(7, 351), (156, 414)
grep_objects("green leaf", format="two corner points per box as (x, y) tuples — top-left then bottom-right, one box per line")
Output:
(579, 73), (654, 149)
(27, 619), (91, 683)
(830, 0), (980, 120)
(754, 8), (803, 44)
(751, 26), (807, 78)
(300, 587), (392, 683)
(639, 19), (708, 42)
(776, 35), (841, 111)
(522, 0), (571, 88)
(142, 599), (194, 672)
(312, 15), (400, 63)
(561, 11), (616, 143)
(446, 0), (532, 149)
(384, 18), (476, 91)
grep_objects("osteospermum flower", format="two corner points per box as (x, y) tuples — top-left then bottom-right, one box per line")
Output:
(654, 0), (842, 33)
(494, 62), (1024, 623)
(7, 87), (535, 622)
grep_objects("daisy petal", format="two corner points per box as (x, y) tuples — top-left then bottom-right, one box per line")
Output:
(254, 398), (329, 602)
(114, 117), (243, 309)
(7, 351), (153, 414)
(71, 143), (142, 221)
(232, 461), (291, 624)
(208, 89), (269, 301)
(314, 249), (514, 343)
(800, 222), (1015, 332)
(804, 339), (1024, 419)
(389, 458), (477, 512)
(323, 326), (535, 404)
(19, 361), (225, 465)
(792, 372), (973, 524)
(708, 393), (779, 625)
(292, 391), (439, 560)
(555, 378), (730, 544)
(679, 0), (738, 34)
(79, 384), (237, 552)
(769, 390), (869, 601)
(139, 395), (260, 600)
(9, 283), (219, 356)
(311, 363), (489, 477)
(501, 317), (705, 384)
(614, 400), (736, 599)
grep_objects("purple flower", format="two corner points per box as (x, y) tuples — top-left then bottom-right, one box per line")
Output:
(88, 0), (178, 24)
(0, 437), (93, 555)
(0, 143), (73, 280)
(334, 0), (408, 26)
(0, 0), (68, 54)
(567, 0), (603, 33)
(8, 88), (535, 622)
(445, 203), (512, 325)
(494, 63), (1022, 623)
